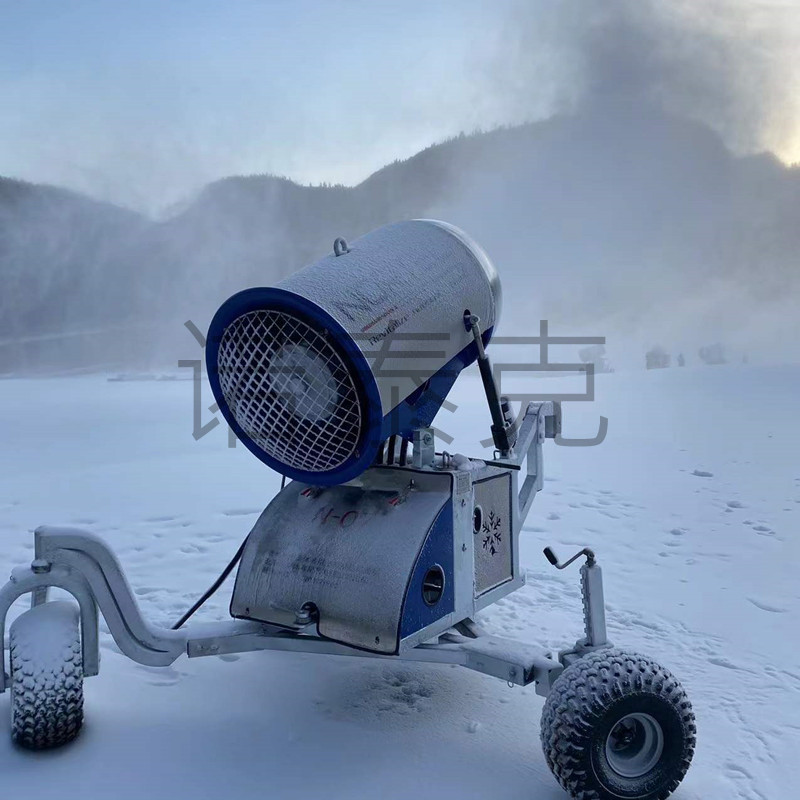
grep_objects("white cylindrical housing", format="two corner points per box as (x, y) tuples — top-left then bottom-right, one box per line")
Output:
(207, 219), (501, 484)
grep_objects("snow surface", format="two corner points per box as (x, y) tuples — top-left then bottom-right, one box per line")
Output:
(0, 365), (798, 799)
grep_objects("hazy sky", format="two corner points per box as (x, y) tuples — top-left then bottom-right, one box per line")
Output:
(0, 0), (503, 212)
(2, 0), (798, 213)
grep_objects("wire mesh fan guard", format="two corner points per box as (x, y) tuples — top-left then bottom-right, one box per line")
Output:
(217, 309), (364, 472)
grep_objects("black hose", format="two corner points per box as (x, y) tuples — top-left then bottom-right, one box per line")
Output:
(172, 474), (292, 630)
(171, 535), (249, 630)
(172, 473), (292, 630)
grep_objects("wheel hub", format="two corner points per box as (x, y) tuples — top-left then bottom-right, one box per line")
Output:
(605, 712), (664, 778)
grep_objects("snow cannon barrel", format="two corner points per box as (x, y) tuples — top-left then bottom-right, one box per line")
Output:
(206, 219), (502, 485)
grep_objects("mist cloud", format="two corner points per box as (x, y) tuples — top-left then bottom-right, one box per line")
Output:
(2, 0), (799, 374)
(480, 0), (800, 159)
(2, 1), (798, 214)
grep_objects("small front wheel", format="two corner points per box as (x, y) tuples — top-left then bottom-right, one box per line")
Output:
(541, 649), (695, 799)
(9, 600), (84, 750)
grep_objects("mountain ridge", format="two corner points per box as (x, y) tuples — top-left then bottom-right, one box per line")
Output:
(2, 104), (799, 372)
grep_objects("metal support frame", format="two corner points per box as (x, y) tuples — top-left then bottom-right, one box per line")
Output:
(0, 526), (567, 698)
(471, 399), (561, 618)
(187, 623), (563, 695)
(412, 427), (436, 468)
(512, 401), (561, 520)
(0, 562), (99, 692)
(0, 401), (594, 701)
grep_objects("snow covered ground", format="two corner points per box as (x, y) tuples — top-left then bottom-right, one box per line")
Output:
(0, 364), (797, 799)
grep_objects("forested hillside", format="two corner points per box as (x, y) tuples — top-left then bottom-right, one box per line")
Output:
(2, 104), (799, 373)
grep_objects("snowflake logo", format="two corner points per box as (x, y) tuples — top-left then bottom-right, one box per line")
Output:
(481, 509), (502, 556)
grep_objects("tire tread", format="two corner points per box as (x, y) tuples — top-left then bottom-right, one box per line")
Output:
(540, 648), (695, 800)
(9, 601), (84, 750)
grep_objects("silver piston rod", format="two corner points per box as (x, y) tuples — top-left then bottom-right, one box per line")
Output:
(467, 313), (515, 457)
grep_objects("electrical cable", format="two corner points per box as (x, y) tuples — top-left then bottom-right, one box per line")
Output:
(171, 536), (249, 630)
(171, 475), (287, 630)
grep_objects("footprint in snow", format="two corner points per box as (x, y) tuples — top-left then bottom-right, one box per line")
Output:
(466, 720), (482, 733)
(180, 543), (209, 554)
(726, 500), (745, 509)
(135, 664), (185, 686)
(198, 532), (228, 543)
(742, 519), (775, 535)
(747, 597), (788, 613)
(707, 656), (750, 673)
(222, 508), (262, 517)
(692, 469), (714, 478)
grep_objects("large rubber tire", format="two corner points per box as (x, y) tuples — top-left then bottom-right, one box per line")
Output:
(9, 600), (84, 749)
(541, 649), (695, 800)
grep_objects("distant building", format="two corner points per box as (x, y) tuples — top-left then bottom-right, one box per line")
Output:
(646, 346), (671, 370)
(579, 344), (613, 374)
(698, 343), (727, 365)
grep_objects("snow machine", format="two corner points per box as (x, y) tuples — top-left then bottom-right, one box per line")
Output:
(0, 220), (695, 799)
